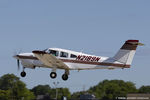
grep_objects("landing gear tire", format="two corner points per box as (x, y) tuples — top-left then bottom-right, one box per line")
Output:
(20, 71), (26, 77)
(62, 74), (68, 81)
(50, 72), (57, 79)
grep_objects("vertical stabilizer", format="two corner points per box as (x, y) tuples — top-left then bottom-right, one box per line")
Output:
(113, 40), (142, 66)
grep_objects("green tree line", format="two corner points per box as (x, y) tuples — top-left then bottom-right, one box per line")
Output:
(0, 74), (71, 100)
(72, 80), (150, 100)
(0, 74), (150, 100)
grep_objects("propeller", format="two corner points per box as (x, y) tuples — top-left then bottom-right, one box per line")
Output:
(13, 49), (23, 71)
(17, 59), (20, 70)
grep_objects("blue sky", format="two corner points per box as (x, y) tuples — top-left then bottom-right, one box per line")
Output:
(0, 0), (150, 93)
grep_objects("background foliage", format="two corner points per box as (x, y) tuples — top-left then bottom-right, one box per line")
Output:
(0, 74), (150, 100)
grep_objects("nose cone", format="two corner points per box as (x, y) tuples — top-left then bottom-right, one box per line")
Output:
(32, 50), (47, 54)
(13, 55), (19, 59)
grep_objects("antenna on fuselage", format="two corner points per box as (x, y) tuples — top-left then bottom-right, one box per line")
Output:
(80, 49), (84, 54)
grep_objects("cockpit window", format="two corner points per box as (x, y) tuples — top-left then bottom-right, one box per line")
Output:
(50, 50), (59, 56)
(70, 54), (77, 58)
(60, 52), (68, 58)
(46, 50), (58, 56)
(43, 49), (59, 56)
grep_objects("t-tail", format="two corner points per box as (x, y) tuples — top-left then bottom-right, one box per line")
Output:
(113, 40), (143, 67)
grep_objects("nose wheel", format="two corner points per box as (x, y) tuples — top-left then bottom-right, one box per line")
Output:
(20, 67), (26, 77)
(20, 71), (26, 77)
(50, 72), (57, 79)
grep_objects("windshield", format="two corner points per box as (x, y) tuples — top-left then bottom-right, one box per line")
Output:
(43, 49), (59, 56)
(43, 48), (48, 52)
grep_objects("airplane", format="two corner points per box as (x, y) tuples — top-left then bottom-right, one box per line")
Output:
(13, 40), (143, 81)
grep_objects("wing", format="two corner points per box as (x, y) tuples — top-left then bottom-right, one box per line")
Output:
(32, 50), (69, 70)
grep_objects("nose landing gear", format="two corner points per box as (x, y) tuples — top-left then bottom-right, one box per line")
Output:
(20, 67), (26, 77)
(20, 71), (26, 77)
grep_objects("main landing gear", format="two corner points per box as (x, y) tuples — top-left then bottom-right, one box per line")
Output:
(62, 74), (68, 81)
(50, 70), (69, 81)
(62, 70), (69, 81)
(50, 72), (57, 79)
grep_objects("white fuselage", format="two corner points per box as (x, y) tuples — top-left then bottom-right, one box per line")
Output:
(16, 48), (125, 70)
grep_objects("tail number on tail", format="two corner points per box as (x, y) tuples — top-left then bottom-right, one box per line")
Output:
(76, 55), (100, 62)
